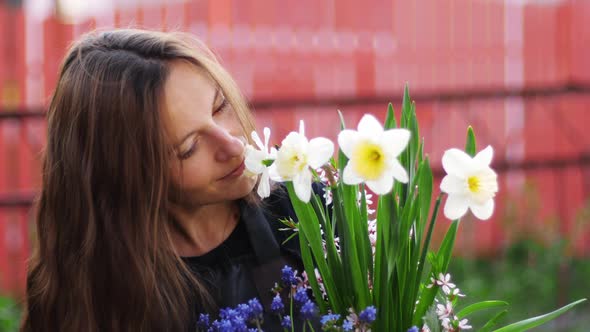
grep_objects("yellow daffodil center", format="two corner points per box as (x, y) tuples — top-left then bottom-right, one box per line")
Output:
(467, 176), (480, 193)
(352, 141), (386, 180)
(466, 170), (498, 204)
(275, 146), (307, 179)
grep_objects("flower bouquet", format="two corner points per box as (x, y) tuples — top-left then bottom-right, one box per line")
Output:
(200, 86), (586, 331)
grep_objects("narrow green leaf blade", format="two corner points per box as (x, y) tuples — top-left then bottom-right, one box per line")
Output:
(492, 299), (587, 332)
(465, 126), (477, 157)
(480, 310), (509, 332)
(457, 301), (509, 319)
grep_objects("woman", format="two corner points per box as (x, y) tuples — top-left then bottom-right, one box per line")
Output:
(22, 29), (309, 331)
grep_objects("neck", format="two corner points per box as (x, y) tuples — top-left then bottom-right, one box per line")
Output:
(170, 200), (240, 257)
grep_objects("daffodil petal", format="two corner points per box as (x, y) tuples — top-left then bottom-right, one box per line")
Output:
(442, 148), (475, 178)
(299, 120), (305, 137)
(307, 137), (334, 168)
(440, 175), (466, 194)
(263, 127), (271, 151)
(357, 114), (384, 133)
(470, 198), (494, 220)
(257, 169), (271, 198)
(282, 131), (306, 147)
(389, 160), (409, 183)
(251, 130), (265, 151)
(366, 174), (394, 195)
(382, 129), (411, 157)
(474, 145), (494, 167)
(342, 164), (364, 185)
(443, 194), (470, 220)
(337, 129), (358, 157)
(267, 164), (282, 182)
(244, 147), (266, 174)
(293, 169), (312, 202)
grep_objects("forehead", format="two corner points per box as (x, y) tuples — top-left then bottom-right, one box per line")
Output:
(162, 61), (217, 142)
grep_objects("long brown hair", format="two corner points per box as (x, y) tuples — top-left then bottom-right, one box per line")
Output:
(22, 29), (256, 331)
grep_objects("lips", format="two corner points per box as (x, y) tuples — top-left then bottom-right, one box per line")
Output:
(220, 159), (246, 180)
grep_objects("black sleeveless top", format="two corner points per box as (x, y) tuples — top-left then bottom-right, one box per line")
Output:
(182, 186), (319, 331)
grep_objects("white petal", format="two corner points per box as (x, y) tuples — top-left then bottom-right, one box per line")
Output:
(357, 114), (383, 134)
(251, 130), (265, 151)
(293, 169), (312, 202)
(244, 147), (266, 174)
(267, 164), (282, 181)
(257, 170), (271, 198)
(442, 148), (475, 178)
(470, 198), (494, 220)
(474, 145), (494, 167)
(342, 164), (363, 185)
(307, 137), (334, 168)
(337, 130), (358, 157)
(263, 127), (271, 150)
(282, 131), (307, 147)
(366, 174), (394, 195)
(443, 194), (470, 220)
(440, 175), (466, 194)
(389, 160), (409, 183)
(382, 129), (411, 157)
(299, 120), (305, 137)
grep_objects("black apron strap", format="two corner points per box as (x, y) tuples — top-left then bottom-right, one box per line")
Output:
(239, 200), (286, 311)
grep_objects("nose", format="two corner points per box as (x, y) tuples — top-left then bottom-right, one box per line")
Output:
(208, 126), (245, 162)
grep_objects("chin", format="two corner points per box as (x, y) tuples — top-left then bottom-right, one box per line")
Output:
(169, 175), (257, 208)
(229, 175), (257, 199)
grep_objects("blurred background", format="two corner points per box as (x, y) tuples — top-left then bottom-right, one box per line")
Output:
(0, 0), (589, 330)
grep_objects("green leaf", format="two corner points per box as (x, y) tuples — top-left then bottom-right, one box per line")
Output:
(465, 126), (476, 157)
(334, 182), (371, 309)
(337, 111), (349, 176)
(480, 310), (509, 332)
(457, 301), (509, 319)
(297, 228), (328, 313)
(438, 219), (460, 272)
(412, 194), (441, 326)
(384, 103), (398, 129)
(492, 299), (587, 332)
(286, 182), (344, 313)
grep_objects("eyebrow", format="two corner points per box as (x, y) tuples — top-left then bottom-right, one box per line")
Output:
(172, 88), (221, 150)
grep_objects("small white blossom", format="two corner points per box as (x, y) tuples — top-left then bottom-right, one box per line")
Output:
(436, 302), (453, 319)
(441, 317), (453, 331)
(446, 287), (466, 298)
(440, 146), (498, 220)
(244, 127), (277, 198)
(458, 318), (472, 330)
(436, 273), (456, 294)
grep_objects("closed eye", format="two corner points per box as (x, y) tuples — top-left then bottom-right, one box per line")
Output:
(177, 136), (198, 160)
(213, 98), (229, 115)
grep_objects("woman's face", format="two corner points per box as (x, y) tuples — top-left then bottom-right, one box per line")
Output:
(163, 61), (256, 207)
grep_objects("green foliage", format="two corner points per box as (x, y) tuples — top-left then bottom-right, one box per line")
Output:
(450, 240), (590, 331)
(0, 295), (20, 332)
(284, 84), (586, 331)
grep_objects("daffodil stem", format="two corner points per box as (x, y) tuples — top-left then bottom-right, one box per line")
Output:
(321, 164), (338, 187)
(417, 193), (442, 279)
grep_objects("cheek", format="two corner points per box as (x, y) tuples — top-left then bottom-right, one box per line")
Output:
(169, 157), (212, 190)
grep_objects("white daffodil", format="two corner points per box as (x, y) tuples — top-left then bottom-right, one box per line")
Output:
(440, 145), (498, 220)
(337, 114), (410, 195)
(273, 121), (334, 202)
(244, 127), (277, 198)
